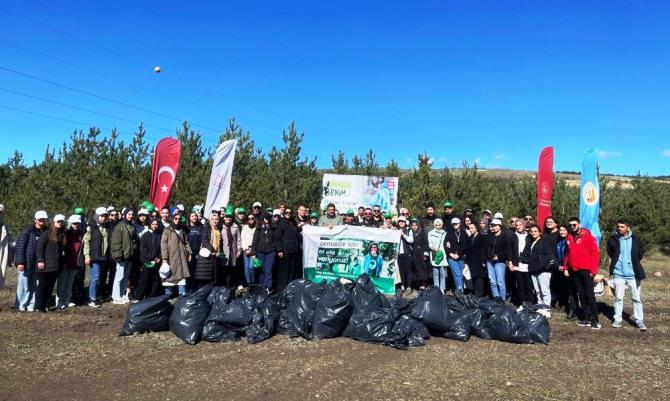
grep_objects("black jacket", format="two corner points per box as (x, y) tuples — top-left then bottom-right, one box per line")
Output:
(509, 232), (529, 266)
(251, 224), (276, 254)
(483, 232), (512, 263)
(521, 237), (555, 274)
(15, 224), (46, 270)
(36, 230), (66, 272)
(607, 233), (646, 280)
(465, 233), (487, 278)
(275, 219), (300, 254)
(139, 231), (161, 265)
(445, 229), (467, 259)
(88, 220), (110, 261)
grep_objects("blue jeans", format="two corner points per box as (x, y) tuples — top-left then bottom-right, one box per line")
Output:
(88, 260), (105, 301)
(448, 259), (465, 291)
(432, 265), (446, 292)
(243, 255), (255, 285)
(487, 261), (506, 299)
(112, 259), (132, 301)
(256, 252), (275, 289)
(164, 285), (186, 296)
(57, 269), (77, 307)
(15, 267), (37, 310)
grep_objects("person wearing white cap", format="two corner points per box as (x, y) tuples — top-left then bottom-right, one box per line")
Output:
(57, 215), (84, 309)
(446, 217), (467, 292)
(14, 210), (49, 311)
(483, 218), (513, 304)
(252, 201), (263, 220)
(34, 214), (67, 312)
(83, 207), (111, 307)
(134, 208), (150, 237)
(427, 218), (449, 293)
(0, 203), (13, 290)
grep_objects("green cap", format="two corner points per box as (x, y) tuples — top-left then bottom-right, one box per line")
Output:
(346, 209), (354, 216)
(384, 212), (393, 219)
(73, 207), (85, 215)
(266, 207), (273, 213)
(141, 200), (151, 207)
(235, 207), (246, 214)
(410, 218), (419, 224)
(224, 205), (235, 217)
(309, 212), (319, 218)
(444, 201), (454, 208)
(146, 204), (156, 213)
(144, 261), (156, 268)
(252, 258), (263, 269)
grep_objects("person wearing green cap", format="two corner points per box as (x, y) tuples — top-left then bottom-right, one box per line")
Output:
(219, 206), (242, 288)
(235, 207), (247, 228)
(343, 209), (358, 226)
(318, 203), (342, 228)
(381, 212), (395, 230)
(309, 212), (319, 226)
(442, 201), (456, 232)
(428, 218), (449, 293)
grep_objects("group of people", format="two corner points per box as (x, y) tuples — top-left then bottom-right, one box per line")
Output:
(0, 199), (648, 332)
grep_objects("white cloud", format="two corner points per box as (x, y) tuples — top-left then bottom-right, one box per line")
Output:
(493, 153), (505, 161)
(597, 150), (623, 159)
(662, 149), (670, 157)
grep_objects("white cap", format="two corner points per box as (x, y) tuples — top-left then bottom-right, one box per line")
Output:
(272, 209), (281, 216)
(107, 206), (116, 212)
(95, 206), (108, 216)
(494, 212), (504, 219)
(399, 207), (408, 214)
(34, 210), (48, 220)
(491, 218), (502, 226)
(53, 214), (66, 222)
(0, 204), (5, 211)
(397, 216), (407, 223)
(252, 201), (262, 208)
(138, 208), (149, 215)
(451, 217), (461, 224)
(483, 209), (492, 215)
(68, 214), (82, 224)
(176, 204), (185, 212)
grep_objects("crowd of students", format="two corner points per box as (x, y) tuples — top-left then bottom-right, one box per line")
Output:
(0, 199), (648, 331)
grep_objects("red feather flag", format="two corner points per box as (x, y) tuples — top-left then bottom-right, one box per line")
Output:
(149, 138), (181, 210)
(536, 146), (554, 227)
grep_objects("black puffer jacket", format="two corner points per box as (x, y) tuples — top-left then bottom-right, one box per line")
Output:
(275, 219), (300, 254)
(445, 228), (467, 259)
(521, 237), (555, 274)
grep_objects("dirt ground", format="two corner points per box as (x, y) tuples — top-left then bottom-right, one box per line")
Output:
(1, 252), (669, 401)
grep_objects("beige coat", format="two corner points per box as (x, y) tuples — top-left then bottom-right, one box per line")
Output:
(161, 226), (192, 284)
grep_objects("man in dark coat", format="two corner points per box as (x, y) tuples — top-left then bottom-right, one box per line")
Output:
(274, 207), (300, 292)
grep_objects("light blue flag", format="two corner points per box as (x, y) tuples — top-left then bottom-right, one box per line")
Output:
(579, 148), (601, 243)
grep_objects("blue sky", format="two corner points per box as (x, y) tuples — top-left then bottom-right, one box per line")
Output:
(0, 1), (668, 175)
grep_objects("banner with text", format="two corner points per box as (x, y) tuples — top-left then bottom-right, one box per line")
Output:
(321, 174), (399, 213)
(302, 225), (400, 294)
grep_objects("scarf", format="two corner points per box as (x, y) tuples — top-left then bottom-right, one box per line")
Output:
(211, 225), (221, 253)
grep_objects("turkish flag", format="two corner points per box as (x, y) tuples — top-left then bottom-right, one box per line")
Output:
(536, 146), (554, 227)
(150, 137), (181, 210)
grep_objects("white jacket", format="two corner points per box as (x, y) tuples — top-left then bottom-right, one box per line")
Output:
(241, 225), (256, 252)
(427, 228), (448, 267)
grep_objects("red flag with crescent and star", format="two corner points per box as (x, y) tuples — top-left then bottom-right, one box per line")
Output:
(536, 146), (554, 227)
(150, 137), (181, 210)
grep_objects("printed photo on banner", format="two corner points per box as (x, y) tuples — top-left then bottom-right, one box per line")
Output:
(321, 174), (399, 213)
(302, 225), (400, 294)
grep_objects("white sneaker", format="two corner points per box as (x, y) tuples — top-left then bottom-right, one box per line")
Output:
(67, 302), (76, 308)
(27, 306), (34, 312)
(516, 305), (524, 312)
(121, 295), (130, 302)
(112, 299), (127, 305)
(237, 285), (244, 291)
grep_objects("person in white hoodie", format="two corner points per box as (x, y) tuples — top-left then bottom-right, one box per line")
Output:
(428, 218), (448, 293)
(241, 214), (257, 286)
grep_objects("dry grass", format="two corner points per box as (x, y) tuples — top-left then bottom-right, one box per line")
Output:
(1, 252), (669, 401)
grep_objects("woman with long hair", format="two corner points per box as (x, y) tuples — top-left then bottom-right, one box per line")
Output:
(35, 214), (67, 312)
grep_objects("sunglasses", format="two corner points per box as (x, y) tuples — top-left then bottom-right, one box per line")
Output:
(373, 209), (381, 212)
(364, 213), (371, 216)
(401, 213), (409, 216)
(569, 223), (579, 227)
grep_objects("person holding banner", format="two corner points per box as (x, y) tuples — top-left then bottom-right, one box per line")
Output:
(319, 203), (342, 228)
(428, 218), (449, 293)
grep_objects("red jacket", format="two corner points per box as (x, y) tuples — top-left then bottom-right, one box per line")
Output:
(565, 228), (600, 275)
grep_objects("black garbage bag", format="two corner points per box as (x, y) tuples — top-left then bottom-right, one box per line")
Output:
(518, 310), (550, 345)
(246, 293), (282, 344)
(392, 315), (430, 347)
(203, 286), (269, 342)
(409, 287), (470, 341)
(277, 280), (327, 338)
(311, 280), (354, 339)
(119, 294), (173, 336)
(169, 285), (213, 345)
(469, 299), (503, 340)
(487, 305), (533, 344)
(207, 286), (232, 306)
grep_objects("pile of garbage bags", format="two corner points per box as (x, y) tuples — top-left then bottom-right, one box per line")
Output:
(120, 274), (550, 348)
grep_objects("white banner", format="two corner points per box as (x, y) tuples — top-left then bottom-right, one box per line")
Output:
(204, 140), (237, 218)
(302, 225), (400, 294)
(320, 174), (399, 213)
